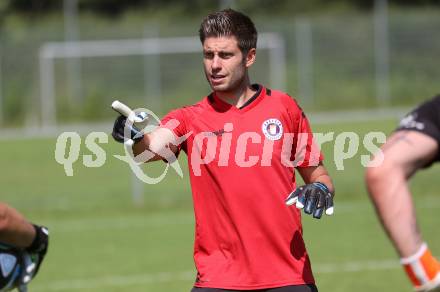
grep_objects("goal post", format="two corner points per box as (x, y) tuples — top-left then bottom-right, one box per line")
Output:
(39, 33), (286, 129)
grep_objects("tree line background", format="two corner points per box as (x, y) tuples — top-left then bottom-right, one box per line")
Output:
(2, 0), (440, 17)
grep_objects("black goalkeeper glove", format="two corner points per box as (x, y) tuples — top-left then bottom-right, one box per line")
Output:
(0, 226), (48, 291)
(285, 182), (334, 219)
(112, 114), (146, 144)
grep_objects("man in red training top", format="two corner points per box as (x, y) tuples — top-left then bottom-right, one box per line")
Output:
(112, 9), (334, 292)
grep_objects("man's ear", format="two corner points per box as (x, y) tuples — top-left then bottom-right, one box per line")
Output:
(245, 48), (256, 68)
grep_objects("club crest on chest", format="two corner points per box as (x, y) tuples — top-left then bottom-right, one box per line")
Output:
(262, 118), (283, 141)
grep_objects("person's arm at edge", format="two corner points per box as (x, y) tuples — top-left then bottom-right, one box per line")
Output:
(365, 131), (437, 257)
(0, 203), (36, 248)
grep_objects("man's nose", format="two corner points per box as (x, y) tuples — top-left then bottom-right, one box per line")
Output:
(212, 55), (222, 70)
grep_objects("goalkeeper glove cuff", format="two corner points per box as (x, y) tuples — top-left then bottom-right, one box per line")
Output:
(27, 225), (49, 254)
(25, 225), (49, 278)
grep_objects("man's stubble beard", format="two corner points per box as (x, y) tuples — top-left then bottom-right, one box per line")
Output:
(206, 66), (247, 94)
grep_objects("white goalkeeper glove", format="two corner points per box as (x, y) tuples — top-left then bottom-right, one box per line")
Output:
(111, 100), (149, 146)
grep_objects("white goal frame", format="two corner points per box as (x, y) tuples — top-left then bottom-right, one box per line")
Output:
(39, 33), (286, 129)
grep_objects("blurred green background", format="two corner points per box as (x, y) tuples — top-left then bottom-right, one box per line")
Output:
(0, 0), (439, 126)
(1, 1), (440, 291)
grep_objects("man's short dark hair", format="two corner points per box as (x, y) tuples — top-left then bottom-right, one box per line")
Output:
(199, 8), (258, 53)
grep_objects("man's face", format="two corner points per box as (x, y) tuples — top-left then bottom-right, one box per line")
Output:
(202, 36), (255, 93)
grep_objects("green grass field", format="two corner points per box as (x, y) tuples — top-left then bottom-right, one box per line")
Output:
(1, 118), (439, 292)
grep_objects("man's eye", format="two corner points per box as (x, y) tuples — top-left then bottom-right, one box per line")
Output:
(204, 52), (214, 59)
(219, 53), (233, 59)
